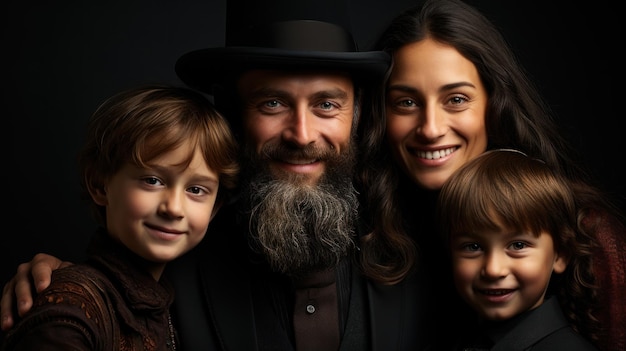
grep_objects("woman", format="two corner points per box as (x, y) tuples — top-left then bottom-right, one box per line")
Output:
(357, 0), (626, 350)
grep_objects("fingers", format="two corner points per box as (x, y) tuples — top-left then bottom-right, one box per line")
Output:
(1, 261), (35, 331)
(1, 277), (18, 331)
(30, 253), (59, 294)
(0, 253), (67, 331)
(14, 262), (36, 318)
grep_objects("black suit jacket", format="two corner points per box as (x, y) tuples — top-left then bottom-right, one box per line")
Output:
(165, 205), (435, 351)
(459, 297), (599, 351)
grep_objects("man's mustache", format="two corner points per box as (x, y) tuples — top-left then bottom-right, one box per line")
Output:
(260, 143), (335, 162)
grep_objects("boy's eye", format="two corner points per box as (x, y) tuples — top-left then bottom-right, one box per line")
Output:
(511, 242), (527, 250)
(144, 177), (162, 185)
(188, 186), (204, 195)
(462, 243), (481, 252)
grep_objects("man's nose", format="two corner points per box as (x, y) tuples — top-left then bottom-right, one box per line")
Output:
(282, 105), (318, 147)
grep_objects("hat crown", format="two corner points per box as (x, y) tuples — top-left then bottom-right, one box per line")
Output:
(224, 0), (357, 52)
(175, 0), (390, 97)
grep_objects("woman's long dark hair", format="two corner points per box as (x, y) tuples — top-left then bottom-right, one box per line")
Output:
(358, 0), (619, 286)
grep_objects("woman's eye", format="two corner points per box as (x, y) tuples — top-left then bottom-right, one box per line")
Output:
(449, 96), (467, 105)
(398, 99), (416, 107)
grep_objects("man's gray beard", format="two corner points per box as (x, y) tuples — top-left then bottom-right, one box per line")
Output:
(240, 142), (359, 279)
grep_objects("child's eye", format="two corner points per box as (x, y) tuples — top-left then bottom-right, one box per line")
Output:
(187, 186), (207, 195)
(463, 243), (481, 252)
(143, 177), (163, 186)
(510, 241), (527, 250)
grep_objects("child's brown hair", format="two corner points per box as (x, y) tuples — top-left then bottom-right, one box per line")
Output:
(79, 85), (239, 226)
(437, 149), (601, 344)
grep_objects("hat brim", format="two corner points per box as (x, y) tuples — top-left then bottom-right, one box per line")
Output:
(175, 47), (390, 94)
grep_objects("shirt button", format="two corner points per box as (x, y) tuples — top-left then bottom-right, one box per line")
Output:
(306, 304), (316, 314)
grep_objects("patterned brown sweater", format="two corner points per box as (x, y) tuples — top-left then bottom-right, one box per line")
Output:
(1, 230), (176, 351)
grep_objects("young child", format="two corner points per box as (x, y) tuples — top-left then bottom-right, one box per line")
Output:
(1, 85), (239, 350)
(437, 149), (600, 350)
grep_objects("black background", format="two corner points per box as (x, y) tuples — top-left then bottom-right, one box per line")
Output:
(2, 0), (624, 303)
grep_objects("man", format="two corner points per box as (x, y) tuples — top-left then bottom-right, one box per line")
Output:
(1, 0), (430, 349)
(168, 1), (430, 349)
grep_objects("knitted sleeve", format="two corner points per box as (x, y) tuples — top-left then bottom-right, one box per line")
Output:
(0, 266), (119, 351)
(586, 209), (626, 351)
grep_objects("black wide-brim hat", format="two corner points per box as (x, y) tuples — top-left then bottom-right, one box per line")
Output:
(175, 0), (390, 95)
